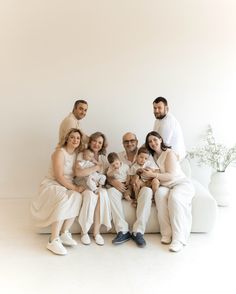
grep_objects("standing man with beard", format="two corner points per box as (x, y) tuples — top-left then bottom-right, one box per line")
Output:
(58, 100), (89, 146)
(153, 97), (186, 161)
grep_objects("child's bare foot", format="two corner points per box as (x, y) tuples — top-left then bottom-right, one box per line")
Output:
(131, 200), (137, 208)
(124, 194), (132, 202)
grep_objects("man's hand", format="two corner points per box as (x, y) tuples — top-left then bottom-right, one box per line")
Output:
(109, 178), (127, 193)
(74, 185), (86, 193)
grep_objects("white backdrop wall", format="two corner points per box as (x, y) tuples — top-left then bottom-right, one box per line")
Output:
(0, 0), (235, 198)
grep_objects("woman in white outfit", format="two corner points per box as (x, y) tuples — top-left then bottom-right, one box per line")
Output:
(31, 128), (84, 255)
(145, 131), (195, 252)
(75, 132), (112, 246)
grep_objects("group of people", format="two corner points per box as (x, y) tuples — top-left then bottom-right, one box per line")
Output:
(31, 97), (195, 255)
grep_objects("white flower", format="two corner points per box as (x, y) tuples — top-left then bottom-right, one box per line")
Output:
(188, 125), (236, 172)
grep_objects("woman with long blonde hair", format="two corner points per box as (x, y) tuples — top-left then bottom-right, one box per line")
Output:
(31, 128), (84, 255)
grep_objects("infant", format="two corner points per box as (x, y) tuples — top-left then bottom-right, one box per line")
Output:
(74, 148), (106, 193)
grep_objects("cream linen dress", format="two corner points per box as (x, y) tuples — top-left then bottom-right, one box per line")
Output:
(154, 149), (195, 244)
(77, 153), (112, 233)
(31, 148), (82, 227)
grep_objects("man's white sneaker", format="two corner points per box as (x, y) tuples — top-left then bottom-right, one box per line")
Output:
(60, 231), (77, 246)
(169, 240), (184, 252)
(94, 234), (104, 246)
(81, 234), (91, 245)
(47, 237), (67, 255)
(161, 236), (172, 245)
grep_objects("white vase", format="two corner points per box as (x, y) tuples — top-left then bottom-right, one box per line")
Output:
(208, 171), (231, 206)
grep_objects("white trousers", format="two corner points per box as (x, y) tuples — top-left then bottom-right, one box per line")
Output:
(108, 186), (153, 234)
(154, 179), (195, 244)
(78, 188), (112, 234)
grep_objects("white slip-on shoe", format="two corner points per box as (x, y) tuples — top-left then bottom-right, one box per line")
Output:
(94, 234), (104, 246)
(47, 237), (67, 255)
(60, 231), (77, 246)
(169, 240), (184, 252)
(81, 234), (91, 245)
(161, 236), (172, 245)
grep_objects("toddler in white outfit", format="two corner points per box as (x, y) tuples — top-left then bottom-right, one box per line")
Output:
(106, 152), (133, 201)
(129, 147), (160, 206)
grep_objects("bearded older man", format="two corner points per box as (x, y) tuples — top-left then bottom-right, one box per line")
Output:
(107, 132), (154, 248)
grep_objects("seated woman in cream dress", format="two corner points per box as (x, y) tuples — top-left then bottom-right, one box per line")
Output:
(75, 132), (112, 246)
(31, 128), (84, 256)
(145, 131), (195, 253)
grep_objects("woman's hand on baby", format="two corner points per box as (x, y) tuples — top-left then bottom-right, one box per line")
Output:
(74, 185), (85, 193)
(141, 168), (155, 179)
(96, 162), (103, 172)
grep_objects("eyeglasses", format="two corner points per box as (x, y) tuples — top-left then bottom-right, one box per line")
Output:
(123, 139), (137, 144)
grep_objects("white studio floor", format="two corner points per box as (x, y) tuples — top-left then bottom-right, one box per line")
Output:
(0, 197), (235, 294)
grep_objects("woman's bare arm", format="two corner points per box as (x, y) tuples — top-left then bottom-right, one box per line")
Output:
(52, 149), (81, 192)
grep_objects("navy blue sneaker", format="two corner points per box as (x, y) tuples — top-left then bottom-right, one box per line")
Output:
(132, 232), (146, 248)
(112, 231), (131, 245)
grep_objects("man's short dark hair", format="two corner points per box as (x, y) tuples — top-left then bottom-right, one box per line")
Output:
(153, 97), (168, 106)
(73, 100), (88, 111)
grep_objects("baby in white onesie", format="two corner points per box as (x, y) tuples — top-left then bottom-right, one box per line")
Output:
(74, 149), (106, 193)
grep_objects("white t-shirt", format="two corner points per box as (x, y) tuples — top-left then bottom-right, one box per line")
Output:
(107, 162), (129, 182)
(153, 112), (186, 160)
(129, 160), (158, 182)
(129, 161), (157, 176)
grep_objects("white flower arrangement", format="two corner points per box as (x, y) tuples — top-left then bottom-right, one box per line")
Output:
(188, 125), (236, 172)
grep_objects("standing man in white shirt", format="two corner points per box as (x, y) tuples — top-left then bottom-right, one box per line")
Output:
(58, 99), (88, 145)
(153, 97), (186, 161)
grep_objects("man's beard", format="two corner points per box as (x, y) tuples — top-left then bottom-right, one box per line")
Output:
(127, 147), (137, 153)
(155, 113), (166, 120)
